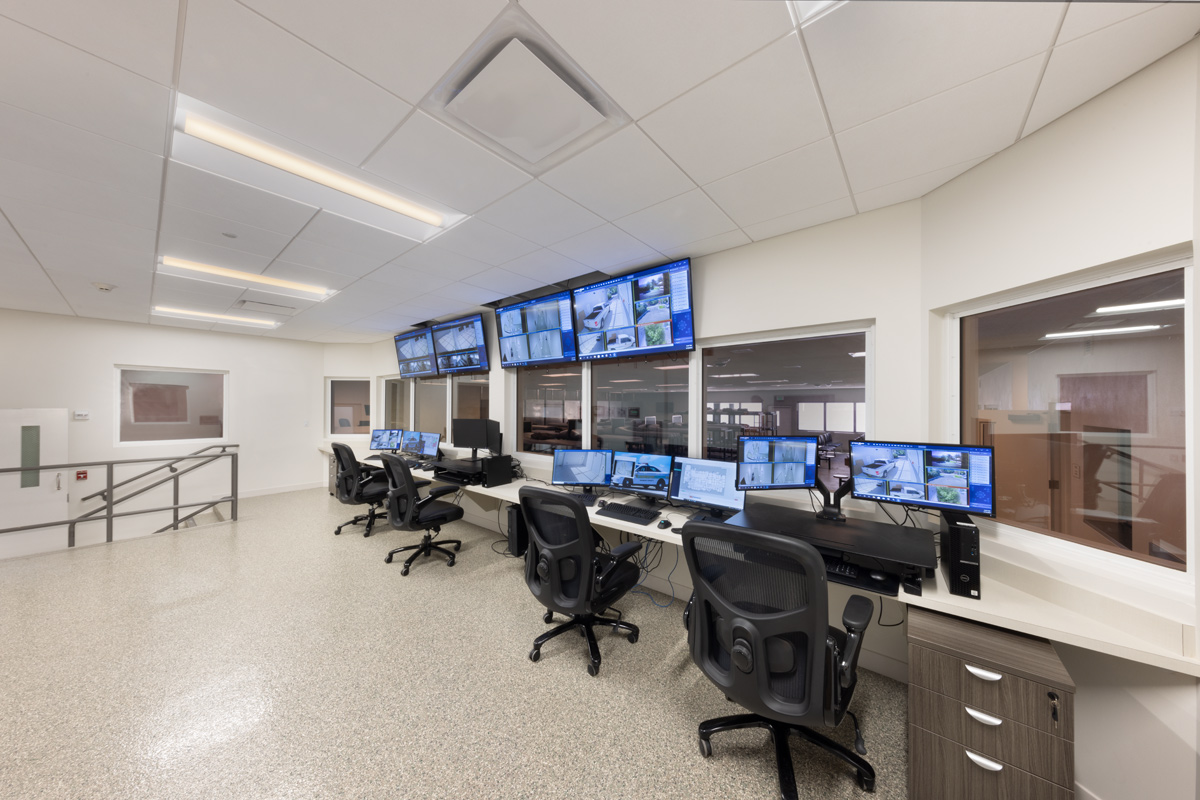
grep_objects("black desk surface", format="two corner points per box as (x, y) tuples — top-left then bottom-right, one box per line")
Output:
(724, 501), (937, 570)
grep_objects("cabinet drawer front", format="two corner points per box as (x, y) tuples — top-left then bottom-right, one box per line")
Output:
(909, 644), (1073, 739)
(909, 725), (1073, 800)
(910, 685), (1073, 787)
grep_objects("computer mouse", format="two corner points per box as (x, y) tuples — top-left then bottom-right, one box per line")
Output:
(657, 518), (671, 529)
(597, 499), (607, 508)
(870, 571), (886, 582)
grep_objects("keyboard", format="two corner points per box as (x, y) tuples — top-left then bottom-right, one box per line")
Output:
(823, 555), (859, 580)
(576, 494), (599, 508)
(594, 502), (661, 525)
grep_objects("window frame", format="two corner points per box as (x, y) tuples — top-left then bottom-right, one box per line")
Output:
(326, 377), (372, 439)
(114, 365), (229, 447)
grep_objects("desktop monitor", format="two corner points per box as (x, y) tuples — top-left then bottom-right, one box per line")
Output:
(551, 449), (613, 489)
(571, 258), (695, 362)
(369, 428), (404, 451)
(668, 457), (745, 517)
(736, 435), (818, 490)
(495, 290), (578, 368)
(394, 328), (437, 378)
(451, 418), (501, 455)
(431, 313), (490, 375)
(611, 451), (674, 498)
(401, 430), (441, 458)
(849, 440), (996, 518)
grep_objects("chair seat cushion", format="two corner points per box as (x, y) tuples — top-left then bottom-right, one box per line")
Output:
(594, 557), (639, 608)
(416, 499), (464, 527)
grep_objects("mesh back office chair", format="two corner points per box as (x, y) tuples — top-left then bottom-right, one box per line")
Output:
(380, 454), (463, 576)
(682, 520), (876, 797)
(331, 442), (389, 537)
(518, 486), (642, 676)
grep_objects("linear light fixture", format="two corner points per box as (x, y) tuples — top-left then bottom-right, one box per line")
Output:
(610, 379), (643, 383)
(153, 306), (278, 328)
(161, 256), (332, 299)
(653, 365), (691, 370)
(1043, 325), (1162, 340)
(541, 372), (581, 377)
(182, 115), (443, 227)
(848, 352), (866, 357)
(709, 373), (759, 378)
(1095, 299), (1185, 315)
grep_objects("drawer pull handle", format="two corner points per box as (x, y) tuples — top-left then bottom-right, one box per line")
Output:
(965, 664), (1003, 682)
(965, 706), (1003, 726)
(965, 750), (1004, 772)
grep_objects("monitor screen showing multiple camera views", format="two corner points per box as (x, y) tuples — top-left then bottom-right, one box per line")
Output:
(849, 441), (995, 517)
(552, 449), (613, 488)
(611, 451), (674, 498)
(394, 329), (437, 378)
(432, 314), (490, 375)
(401, 430), (440, 457)
(571, 258), (695, 361)
(669, 457), (744, 514)
(495, 290), (578, 368)
(370, 429), (404, 451)
(736, 435), (818, 490)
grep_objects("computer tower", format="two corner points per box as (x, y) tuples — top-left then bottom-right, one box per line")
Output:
(941, 516), (981, 599)
(507, 503), (528, 557)
(481, 454), (513, 488)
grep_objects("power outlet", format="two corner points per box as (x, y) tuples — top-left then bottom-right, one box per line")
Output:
(73, 410), (90, 421)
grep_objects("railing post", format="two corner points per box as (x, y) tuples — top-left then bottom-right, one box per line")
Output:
(105, 462), (114, 543)
(172, 474), (180, 530)
(230, 452), (238, 521)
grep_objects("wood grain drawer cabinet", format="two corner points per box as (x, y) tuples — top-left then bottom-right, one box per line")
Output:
(908, 608), (1075, 799)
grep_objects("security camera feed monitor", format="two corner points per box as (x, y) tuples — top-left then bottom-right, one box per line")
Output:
(849, 441), (996, 517)
(736, 435), (818, 490)
(431, 314), (489, 375)
(552, 449), (613, 488)
(611, 451), (674, 498)
(394, 328), (437, 378)
(401, 430), (441, 458)
(571, 258), (695, 361)
(495, 290), (578, 368)
(669, 457), (745, 514)
(370, 429), (405, 451)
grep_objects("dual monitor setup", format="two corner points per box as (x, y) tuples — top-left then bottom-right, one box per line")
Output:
(370, 418), (502, 462)
(394, 257), (697, 377)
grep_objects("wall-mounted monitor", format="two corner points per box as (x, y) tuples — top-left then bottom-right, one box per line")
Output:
(401, 430), (441, 458)
(394, 328), (437, 378)
(668, 456), (744, 517)
(551, 449), (613, 489)
(571, 258), (695, 362)
(736, 435), (818, 490)
(611, 451), (674, 498)
(431, 314), (489, 375)
(849, 440), (995, 518)
(495, 290), (578, 368)
(370, 429), (404, 451)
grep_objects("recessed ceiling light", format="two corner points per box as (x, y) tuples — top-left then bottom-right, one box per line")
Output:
(182, 115), (443, 227)
(152, 306), (278, 328)
(160, 256), (333, 300)
(1095, 299), (1184, 314)
(1043, 325), (1163, 340)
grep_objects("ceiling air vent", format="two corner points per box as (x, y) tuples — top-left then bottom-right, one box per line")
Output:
(235, 299), (298, 315)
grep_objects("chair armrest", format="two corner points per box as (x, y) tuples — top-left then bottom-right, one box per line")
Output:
(426, 484), (457, 499)
(414, 479), (431, 489)
(596, 540), (642, 586)
(358, 465), (385, 485)
(838, 594), (874, 688)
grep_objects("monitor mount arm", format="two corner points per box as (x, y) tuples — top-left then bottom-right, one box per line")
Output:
(814, 473), (853, 522)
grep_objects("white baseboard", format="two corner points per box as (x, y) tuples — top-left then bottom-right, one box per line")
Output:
(240, 481), (326, 499)
(858, 650), (907, 684)
(1074, 783), (1100, 800)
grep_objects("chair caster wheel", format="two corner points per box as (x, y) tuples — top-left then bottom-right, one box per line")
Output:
(363, 530), (370, 538)
(587, 662), (599, 677)
(543, 611), (554, 624)
(446, 557), (455, 567)
(400, 566), (409, 576)
(334, 528), (342, 535)
(385, 554), (393, 563)
(453, 543), (461, 551)
(698, 738), (713, 758)
(628, 632), (639, 643)
(857, 772), (874, 792)
(529, 648), (540, 663)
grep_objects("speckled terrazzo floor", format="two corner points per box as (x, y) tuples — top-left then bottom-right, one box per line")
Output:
(0, 488), (908, 799)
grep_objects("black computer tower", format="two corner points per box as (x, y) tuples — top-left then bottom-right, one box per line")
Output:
(507, 504), (528, 557)
(481, 454), (513, 488)
(941, 516), (981, 599)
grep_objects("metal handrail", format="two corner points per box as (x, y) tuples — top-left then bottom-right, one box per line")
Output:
(79, 444), (236, 503)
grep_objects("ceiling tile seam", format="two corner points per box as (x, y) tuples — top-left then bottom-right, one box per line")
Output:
(152, 10), (188, 309)
(260, 208), (328, 277)
(355, 105), (422, 169)
(1016, 3), (1070, 141)
(794, 26), (857, 215)
(1055, 2), (1162, 48)
(171, 0), (189, 90)
(0, 205), (80, 316)
(0, 97), (169, 161)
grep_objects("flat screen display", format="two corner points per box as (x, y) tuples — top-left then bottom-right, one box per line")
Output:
(401, 430), (440, 458)
(571, 258), (695, 361)
(611, 451), (674, 498)
(431, 313), (489, 375)
(668, 456), (745, 514)
(495, 290), (577, 368)
(736, 435), (818, 490)
(849, 440), (995, 518)
(551, 449), (613, 488)
(394, 328), (437, 378)
(370, 429), (404, 451)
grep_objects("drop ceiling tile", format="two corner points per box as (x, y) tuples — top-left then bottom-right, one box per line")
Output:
(160, 204), (294, 260)
(293, 210), (418, 264)
(0, 104), (163, 193)
(164, 161), (319, 236)
(158, 234), (273, 275)
(262, 261), (360, 292)
(237, 287), (319, 314)
(286, 303), (366, 327)
(474, 181), (604, 247)
(343, 309), (425, 334)
(150, 287), (241, 314)
(264, 323), (337, 340)
(641, 33), (828, 186)
(501, 249), (590, 285)
(541, 126), (695, 220)
(0, 0), (178, 85)
(209, 322), (271, 336)
(29, 239), (155, 281)
(312, 330), (383, 344)
(362, 262), (455, 294)
(704, 138), (847, 227)
(430, 218), (540, 266)
(362, 112), (532, 214)
(1057, 2), (1162, 45)
(239, 0), (506, 104)
(4, 202), (156, 257)
(547, 224), (661, 270)
(613, 190), (737, 253)
(152, 272), (247, 302)
(804, 0), (1063, 132)
(0, 158), (159, 231)
(390, 294), (465, 320)
(0, 202), (39, 265)
(0, 262), (73, 315)
(463, 267), (543, 297)
(659, 229), (750, 261)
(854, 156), (987, 213)
(742, 197), (856, 242)
(178, 0), (412, 164)
(47, 268), (152, 309)
(0, 17), (170, 154)
(275, 238), (398, 279)
(150, 316), (216, 331)
(837, 56), (1042, 193)
(522, 0), (793, 119)
(1024, 3), (1200, 137)
(394, 245), (491, 282)
(77, 307), (154, 324)
(428, 282), (502, 306)
(321, 278), (406, 316)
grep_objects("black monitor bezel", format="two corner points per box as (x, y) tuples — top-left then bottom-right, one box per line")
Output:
(431, 313), (490, 376)
(551, 449), (614, 488)
(401, 431), (441, 458)
(570, 257), (695, 363)
(849, 439), (996, 518)
(494, 289), (578, 369)
(668, 455), (745, 514)
(735, 435), (820, 491)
